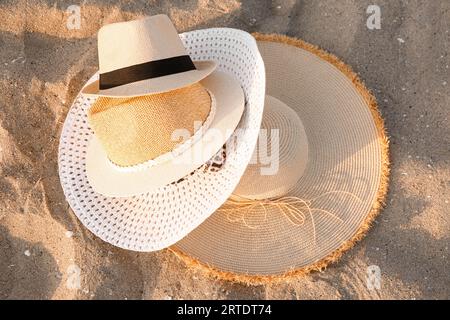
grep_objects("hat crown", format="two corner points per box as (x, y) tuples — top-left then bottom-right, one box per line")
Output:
(87, 83), (212, 167)
(97, 15), (188, 74)
(233, 96), (308, 200)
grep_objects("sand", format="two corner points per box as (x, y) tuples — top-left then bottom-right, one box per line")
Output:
(0, 0), (449, 299)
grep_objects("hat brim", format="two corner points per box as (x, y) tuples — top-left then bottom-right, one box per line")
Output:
(172, 34), (390, 284)
(85, 70), (244, 197)
(81, 60), (216, 97)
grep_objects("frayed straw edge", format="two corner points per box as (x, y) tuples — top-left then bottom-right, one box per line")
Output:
(168, 33), (391, 286)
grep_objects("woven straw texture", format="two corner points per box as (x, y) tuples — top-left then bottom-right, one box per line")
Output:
(233, 95), (308, 200)
(87, 83), (211, 167)
(172, 34), (390, 284)
(58, 28), (265, 251)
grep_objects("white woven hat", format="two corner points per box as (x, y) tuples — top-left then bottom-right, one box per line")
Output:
(58, 28), (265, 251)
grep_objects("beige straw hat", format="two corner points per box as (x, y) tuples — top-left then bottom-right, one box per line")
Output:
(85, 70), (244, 197)
(82, 15), (216, 97)
(172, 34), (390, 284)
(79, 15), (245, 197)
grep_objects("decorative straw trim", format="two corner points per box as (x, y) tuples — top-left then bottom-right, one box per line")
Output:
(168, 33), (391, 285)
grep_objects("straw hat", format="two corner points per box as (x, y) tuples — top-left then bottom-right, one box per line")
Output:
(82, 15), (216, 97)
(76, 15), (246, 197)
(172, 34), (390, 284)
(85, 70), (245, 197)
(58, 28), (266, 251)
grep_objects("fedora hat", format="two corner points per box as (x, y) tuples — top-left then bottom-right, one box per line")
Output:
(58, 27), (266, 251)
(172, 34), (390, 284)
(82, 15), (216, 97)
(77, 15), (246, 197)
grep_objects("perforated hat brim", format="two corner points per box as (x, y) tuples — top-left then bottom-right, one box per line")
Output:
(172, 34), (390, 284)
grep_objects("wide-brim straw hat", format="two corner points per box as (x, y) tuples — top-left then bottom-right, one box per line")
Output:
(172, 34), (390, 284)
(85, 70), (245, 197)
(82, 15), (216, 97)
(58, 28), (266, 251)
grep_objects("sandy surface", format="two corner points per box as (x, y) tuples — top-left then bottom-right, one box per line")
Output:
(0, 0), (449, 299)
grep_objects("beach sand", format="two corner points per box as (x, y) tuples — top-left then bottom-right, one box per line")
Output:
(0, 0), (449, 299)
